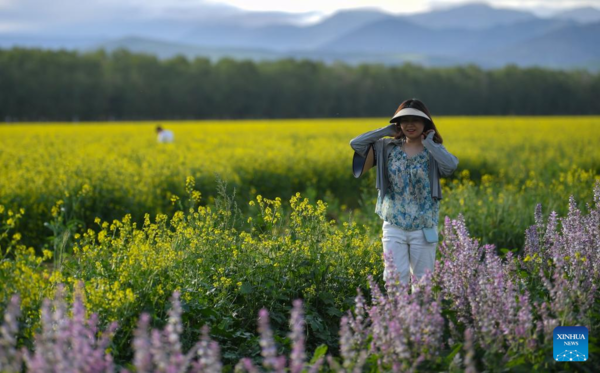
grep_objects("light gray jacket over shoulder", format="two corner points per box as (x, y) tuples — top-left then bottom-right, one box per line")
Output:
(349, 124), (459, 200)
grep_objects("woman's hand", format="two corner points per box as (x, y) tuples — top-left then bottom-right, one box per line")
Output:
(392, 122), (402, 139)
(422, 129), (435, 140)
(389, 123), (403, 138)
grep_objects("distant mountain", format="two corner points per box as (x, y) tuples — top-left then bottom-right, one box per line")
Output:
(90, 35), (461, 67)
(88, 37), (282, 61)
(553, 6), (600, 24)
(180, 9), (393, 51)
(290, 9), (394, 49)
(0, 34), (103, 50)
(475, 21), (600, 68)
(451, 18), (576, 56)
(317, 17), (577, 57)
(1, 2), (599, 71)
(316, 18), (474, 56)
(402, 3), (537, 30)
(178, 4), (545, 51)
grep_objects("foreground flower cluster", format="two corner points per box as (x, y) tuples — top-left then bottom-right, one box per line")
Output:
(1, 183), (599, 371)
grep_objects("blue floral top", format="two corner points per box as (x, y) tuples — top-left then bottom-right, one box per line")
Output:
(375, 142), (439, 231)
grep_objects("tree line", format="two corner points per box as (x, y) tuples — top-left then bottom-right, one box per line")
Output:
(1, 47), (599, 121)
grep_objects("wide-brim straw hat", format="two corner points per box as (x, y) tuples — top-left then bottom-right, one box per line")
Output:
(352, 144), (375, 178)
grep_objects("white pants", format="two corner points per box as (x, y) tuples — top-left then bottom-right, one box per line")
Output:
(381, 221), (437, 286)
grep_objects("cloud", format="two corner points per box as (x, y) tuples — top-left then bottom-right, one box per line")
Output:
(0, 0), (241, 33)
(0, 0), (134, 32)
(1, 0), (598, 34)
(429, 0), (600, 10)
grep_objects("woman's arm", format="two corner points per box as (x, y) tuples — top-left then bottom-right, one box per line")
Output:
(422, 132), (459, 176)
(349, 124), (397, 157)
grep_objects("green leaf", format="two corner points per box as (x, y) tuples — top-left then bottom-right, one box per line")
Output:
(309, 344), (328, 364)
(326, 306), (342, 317)
(588, 342), (600, 354)
(442, 309), (458, 325)
(240, 282), (253, 294)
(443, 343), (463, 365)
(505, 355), (527, 368)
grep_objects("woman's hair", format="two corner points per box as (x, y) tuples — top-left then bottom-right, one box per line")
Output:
(392, 98), (443, 144)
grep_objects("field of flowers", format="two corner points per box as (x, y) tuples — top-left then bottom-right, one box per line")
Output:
(1, 117), (599, 251)
(1, 117), (599, 371)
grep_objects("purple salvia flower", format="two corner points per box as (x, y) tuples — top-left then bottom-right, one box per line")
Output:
(191, 325), (222, 373)
(165, 291), (184, 369)
(23, 283), (116, 373)
(130, 291), (223, 373)
(23, 298), (52, 372)
(0, 294), (22, 373)
(339, 316), (356, 370)
(359, 269), (443, 370)
(326, 354), (343, 372)
(531, 189), (599, 330)
(346, 288), (367, 351)
(70, 289), (88, 372)
(133, 313), (153, 373)
(257, 308), (282, 372)
(524, 225), (540, 260)
(241, 357), (260, 373)
(544, 210), (560, 256)
(52, 284), (69, 373)
(288, 299), (306, 373)
(207, 341), (222, 373)
(366, 275), (385, 309)
(382, 252), (403, 295)
(351, 351), (368, 373)
(594, 181), (600, 208)
(463, 328), (476, 373)
(274, 355), (287, 372)
(387, 320), (409, 363)
(150, 328), (169, 372)
(308, 356), (325, 373)
(534, 203), (543, 230)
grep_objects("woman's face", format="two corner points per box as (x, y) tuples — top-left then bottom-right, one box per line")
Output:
(397, 116), (425, 140)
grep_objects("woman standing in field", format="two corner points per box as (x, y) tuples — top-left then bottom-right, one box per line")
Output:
(350, 98), (458, 288)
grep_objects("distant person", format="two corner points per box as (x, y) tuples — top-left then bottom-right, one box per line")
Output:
(156, 125), (174, 143)
(350, 98), (458, 289)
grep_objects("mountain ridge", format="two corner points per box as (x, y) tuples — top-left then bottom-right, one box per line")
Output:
(1, 3), (599, 70)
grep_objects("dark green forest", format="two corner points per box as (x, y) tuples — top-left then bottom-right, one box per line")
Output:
(1, 47), (599, 121)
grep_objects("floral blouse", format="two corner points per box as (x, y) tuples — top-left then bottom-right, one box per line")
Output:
(375, 142), (440, 231)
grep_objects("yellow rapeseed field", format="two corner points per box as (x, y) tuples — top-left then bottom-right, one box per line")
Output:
(1, 116), (599, 366)
(1, 116), (599, 250)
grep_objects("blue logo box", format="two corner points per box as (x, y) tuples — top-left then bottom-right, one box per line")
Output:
(553, 326), (588, 362)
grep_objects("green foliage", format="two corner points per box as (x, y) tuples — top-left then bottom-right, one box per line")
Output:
(1, 179), (383, 366)
(1, 48), (599, 121)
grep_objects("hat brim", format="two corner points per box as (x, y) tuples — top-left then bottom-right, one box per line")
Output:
(352, 145), (375, 178)
(390, 108), (432, 123)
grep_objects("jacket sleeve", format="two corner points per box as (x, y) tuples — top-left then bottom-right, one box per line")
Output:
(422, 133), (459, 176)
(349, 124), (397, 157)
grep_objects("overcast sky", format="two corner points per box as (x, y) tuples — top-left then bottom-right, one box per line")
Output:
(209, 0), (600, 14)
(1, 0), (599, 33)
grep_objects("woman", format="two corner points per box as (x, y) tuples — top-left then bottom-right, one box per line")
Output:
(349, 98), (458, 287)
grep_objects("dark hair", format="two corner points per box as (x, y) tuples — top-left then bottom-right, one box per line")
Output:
(156, 125), (163, 133)
(392, 98), (443, 144)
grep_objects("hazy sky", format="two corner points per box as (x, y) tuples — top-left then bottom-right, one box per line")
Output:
(1, 0), (599, 33)
(208, 0), (600, 14)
